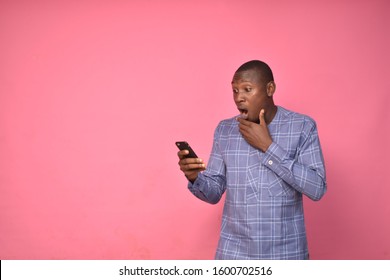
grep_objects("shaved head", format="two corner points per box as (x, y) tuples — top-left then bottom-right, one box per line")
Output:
(234, 60), (274, 87)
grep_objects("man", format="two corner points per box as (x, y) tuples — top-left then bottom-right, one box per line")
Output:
(177, 60), (326, 259)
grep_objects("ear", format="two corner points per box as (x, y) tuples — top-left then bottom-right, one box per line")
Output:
(266, 81), (276, 97)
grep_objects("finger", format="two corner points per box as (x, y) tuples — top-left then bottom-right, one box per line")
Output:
(259, 109), (266, 126)
(239, 128), (249, 140)
(177, 150), (189, 159)
(236, 117), (251, 126)
(238, 121), (252, 132)
(178, 157), (203, 166)
(184, 167), (206, 179)
(180, 163), (206, 171)
(184, 157), (203, 164)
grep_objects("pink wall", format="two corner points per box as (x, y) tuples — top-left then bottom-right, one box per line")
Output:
(0, 0), (389, 259)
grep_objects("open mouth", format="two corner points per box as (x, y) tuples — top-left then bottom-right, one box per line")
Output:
(238, 109), (249, 119)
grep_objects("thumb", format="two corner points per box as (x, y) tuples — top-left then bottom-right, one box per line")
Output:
(259, 109), (266, 125)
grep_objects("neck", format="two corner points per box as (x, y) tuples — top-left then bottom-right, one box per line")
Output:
(265, 104), (277, 124)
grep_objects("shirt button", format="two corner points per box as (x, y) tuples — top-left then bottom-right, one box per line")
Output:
(268, 160), (273, 165)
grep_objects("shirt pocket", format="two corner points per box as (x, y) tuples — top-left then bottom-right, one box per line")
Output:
(267, 171), (296, 197)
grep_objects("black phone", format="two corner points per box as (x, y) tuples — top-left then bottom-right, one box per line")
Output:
(175, 141), (198, 158)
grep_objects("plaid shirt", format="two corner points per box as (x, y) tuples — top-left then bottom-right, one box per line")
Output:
(188, 106), (326, 259)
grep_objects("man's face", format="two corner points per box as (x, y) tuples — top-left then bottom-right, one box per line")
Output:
(232, 69), (272, 123)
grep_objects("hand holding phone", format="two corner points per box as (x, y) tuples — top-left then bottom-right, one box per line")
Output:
(176, 141), (205, 182)
(175, 141), (198, 158)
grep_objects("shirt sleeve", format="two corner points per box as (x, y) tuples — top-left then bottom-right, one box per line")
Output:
(187, 123), (226, 204)
(262, 118), (327, 201)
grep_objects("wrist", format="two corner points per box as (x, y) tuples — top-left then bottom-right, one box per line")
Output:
(264, 141), (272, 152)
(258, 140), (272, 153)
(185, 173), (197, 183)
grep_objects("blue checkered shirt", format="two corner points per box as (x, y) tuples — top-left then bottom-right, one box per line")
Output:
(188, 106), (326, 259)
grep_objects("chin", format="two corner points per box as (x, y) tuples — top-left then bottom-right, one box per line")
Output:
(248, 116), (260, 123)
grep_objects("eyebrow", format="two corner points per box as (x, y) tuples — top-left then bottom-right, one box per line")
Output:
(231, 80), (253, 84)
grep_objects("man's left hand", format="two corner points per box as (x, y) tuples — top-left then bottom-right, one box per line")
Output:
(237, 109), (272, 152)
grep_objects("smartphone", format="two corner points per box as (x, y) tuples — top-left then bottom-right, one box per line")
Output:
(175, 141), (198, 158)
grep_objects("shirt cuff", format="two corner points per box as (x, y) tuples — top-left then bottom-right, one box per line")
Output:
(187, 173), (203, 194)
(262, 142), (289, 170)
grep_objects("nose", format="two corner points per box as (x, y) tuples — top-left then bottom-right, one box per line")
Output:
(234, 91), (245, 104)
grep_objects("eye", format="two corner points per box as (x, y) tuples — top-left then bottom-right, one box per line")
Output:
(233, 88), (239, 94)
(245, 87), (252, 92)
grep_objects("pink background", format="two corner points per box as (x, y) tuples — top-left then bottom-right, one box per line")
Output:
(1, 0), (389, 260)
